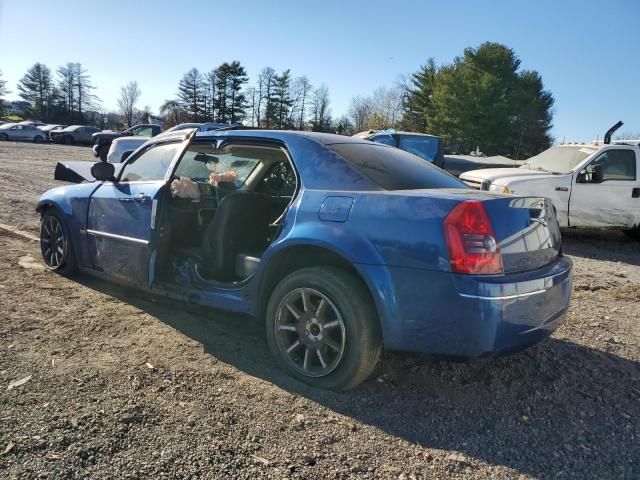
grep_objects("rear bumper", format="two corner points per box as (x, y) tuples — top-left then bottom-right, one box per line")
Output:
(361, 256), (572, 356)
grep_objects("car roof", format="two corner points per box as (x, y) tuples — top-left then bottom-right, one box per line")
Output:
(194, 129), (372, 146)
(353, 130), (441, 140)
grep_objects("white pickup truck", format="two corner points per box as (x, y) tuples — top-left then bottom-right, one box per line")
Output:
(460, 140), (640, 239)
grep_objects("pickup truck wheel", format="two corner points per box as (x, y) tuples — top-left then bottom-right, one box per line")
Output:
(623, 228), (640, 241)
(40, 209), (78, 276)
(266, 266), (382, 391)
(64, 136), (74, 145)
(0, 133), (7, 141)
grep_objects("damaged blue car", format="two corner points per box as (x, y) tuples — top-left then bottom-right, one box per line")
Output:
(37, 129), (573, 390)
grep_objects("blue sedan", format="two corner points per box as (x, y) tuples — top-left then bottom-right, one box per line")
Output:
(37, 129), (573, 390)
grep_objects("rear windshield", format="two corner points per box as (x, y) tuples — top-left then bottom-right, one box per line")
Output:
(327, 143), (466, 190)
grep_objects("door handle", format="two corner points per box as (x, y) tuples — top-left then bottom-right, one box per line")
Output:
(632, 188), (640, 198)
(555, 186), (569, 192)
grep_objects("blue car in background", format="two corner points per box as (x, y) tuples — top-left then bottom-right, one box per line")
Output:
(37, 129), (573, 390)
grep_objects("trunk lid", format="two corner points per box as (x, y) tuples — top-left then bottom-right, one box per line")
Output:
(482, 196), (561, 273)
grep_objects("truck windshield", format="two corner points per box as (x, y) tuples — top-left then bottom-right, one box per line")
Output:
(521, 146), (595, 174)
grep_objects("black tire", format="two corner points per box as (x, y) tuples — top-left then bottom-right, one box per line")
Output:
(0, 133), (7, 141)
(40, 209), (78, 276)
(34, 135), (44, 143)
(623, 228), (640, 241)
(266, 266), (382, 390)
(64, 136), (74, 145)
(98, 145), (109, 162)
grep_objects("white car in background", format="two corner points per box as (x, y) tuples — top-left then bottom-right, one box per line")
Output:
(459, 122), (640, 239)
(106, 122), (233, 163)
(0, 123), (48, 142)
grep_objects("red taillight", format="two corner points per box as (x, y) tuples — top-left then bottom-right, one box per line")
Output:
(444, 200), (504, 274)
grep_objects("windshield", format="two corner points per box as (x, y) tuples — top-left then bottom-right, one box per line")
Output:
(522, 146), (596, 174)
(327, 143), (465, 190)
(174, 142), (265, 187)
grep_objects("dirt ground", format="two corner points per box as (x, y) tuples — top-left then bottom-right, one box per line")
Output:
(0, 141), (638, 479)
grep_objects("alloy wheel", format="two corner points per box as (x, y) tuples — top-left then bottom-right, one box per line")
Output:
(274, 287), (346, 378)
(40, 215), (66, 269)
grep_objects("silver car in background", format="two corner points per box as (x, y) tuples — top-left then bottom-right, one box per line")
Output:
(0, 123), (48, 142)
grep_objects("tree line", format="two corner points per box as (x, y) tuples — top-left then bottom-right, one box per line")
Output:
(1, 42), (557, 157)
(159, 63), (335, 132)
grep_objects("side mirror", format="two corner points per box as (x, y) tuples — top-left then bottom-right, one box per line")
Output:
(120, 151), (132, 163)
(576, 169), (587, 183)
(91, 161), (115, 182)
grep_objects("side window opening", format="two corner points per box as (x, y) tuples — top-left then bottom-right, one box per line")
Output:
(159, 141), (298, 283)
(587, 150), (636, 183)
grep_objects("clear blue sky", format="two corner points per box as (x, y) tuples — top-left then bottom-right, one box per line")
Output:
(1, 0), (638, 140)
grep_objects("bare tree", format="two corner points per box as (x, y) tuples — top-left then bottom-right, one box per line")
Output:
(348, 95), (372, 132)
(117, 81), (142, 127)
(160, 99), (185, 128)
(289, 76), (312, 130)
(310, 84), (331, 132)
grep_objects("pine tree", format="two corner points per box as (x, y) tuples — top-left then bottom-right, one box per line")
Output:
(177, 68), (206, 122)
(272, 69), (293, 129)
(411, 42), (554, 157)
(17, 63), (54, 121)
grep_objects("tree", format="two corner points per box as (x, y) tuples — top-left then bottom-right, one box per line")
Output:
(226, 61), (248, 123)
(17, 63), (54, 121)
(410, 42), (554, 157)
(348, 95), (372, 132)
(310, 84), (331, 132)
(213, 61), (249, 123)
(0, 70), (10, 118)
(270, 69), (293, 129)
(177, 68), (206, 122)
(160, 99), (186, 127)
(56, 63), (76, 122)
(55, 62), (98, 123)
(258, 67), (276, 128)
(291, 76), (312, 130)
(399, 59), (437, 132)
(117, 81), (142, 127)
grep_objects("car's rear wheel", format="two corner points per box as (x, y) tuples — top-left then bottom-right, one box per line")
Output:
(623, 227), (640, 241)
(266, 267), (382, 390)
(34, 135), (43, 143)
(40, 209), (77, 275)
(0, 133), (7, 141)
(64, 136), (74, 145)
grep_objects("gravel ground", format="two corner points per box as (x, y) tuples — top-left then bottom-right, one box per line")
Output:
(0, 141), (638, 479)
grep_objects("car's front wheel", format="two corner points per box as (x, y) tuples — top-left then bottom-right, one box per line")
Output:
(40, 209), (77, 275)
(64, 136), (74, 145)
(266, 267), (382, 390)
(34, 135), (44, 143)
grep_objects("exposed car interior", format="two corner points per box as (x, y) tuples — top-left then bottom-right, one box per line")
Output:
(157, 140), (297, 284)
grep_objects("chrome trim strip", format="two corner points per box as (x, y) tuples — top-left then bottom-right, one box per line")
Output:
(87, 229), (149, 245)
(459, 289), (547, 301)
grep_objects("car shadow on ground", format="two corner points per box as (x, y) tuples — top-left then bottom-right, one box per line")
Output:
(561, 228), (640, 266)
(79, 274), (640, 478)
